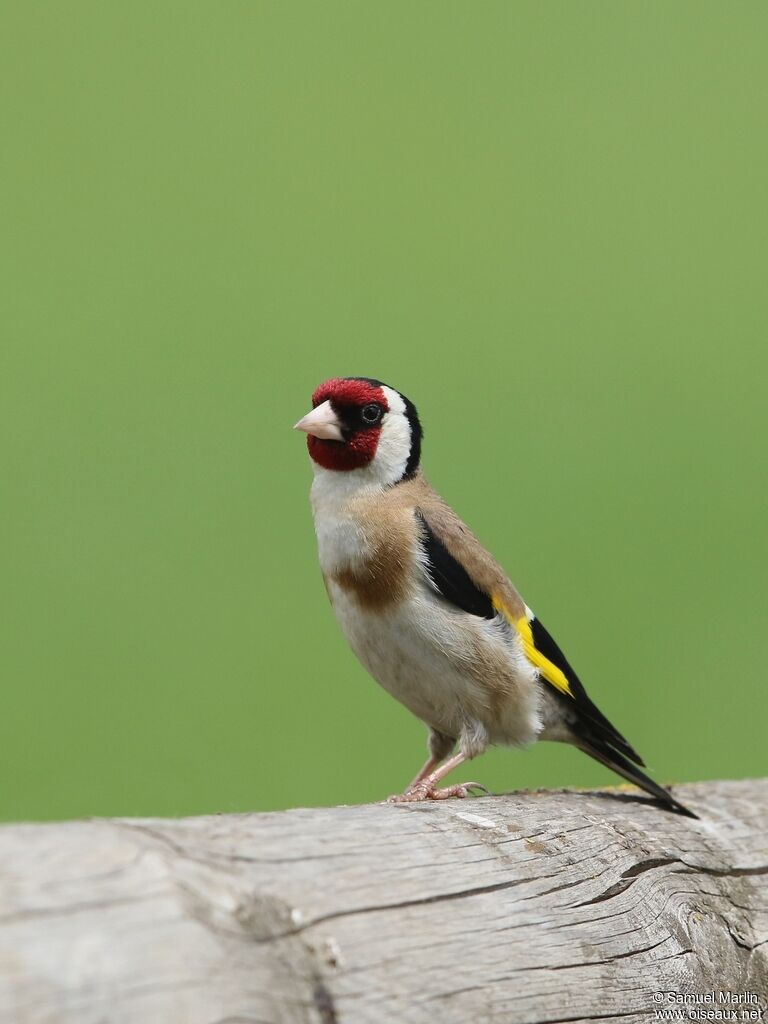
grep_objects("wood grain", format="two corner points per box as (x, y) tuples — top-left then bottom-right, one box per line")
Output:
(1, 780), (766, 1023)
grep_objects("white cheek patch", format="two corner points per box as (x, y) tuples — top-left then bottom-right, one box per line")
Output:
(372, 386), (412, 486)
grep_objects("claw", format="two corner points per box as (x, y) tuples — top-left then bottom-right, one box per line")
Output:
(462, 781), (491, 796)
(388, 781), (490, 803)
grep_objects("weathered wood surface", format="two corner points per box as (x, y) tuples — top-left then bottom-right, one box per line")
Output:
(1, 780), (767, 1024)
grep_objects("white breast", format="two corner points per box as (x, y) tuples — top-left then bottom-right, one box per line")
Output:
(310, 470), (381, 575)
(309, 466), (543, 756)
(326, 578), (543, 755)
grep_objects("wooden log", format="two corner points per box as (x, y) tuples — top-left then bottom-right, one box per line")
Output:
(1, 780), (767, 1023)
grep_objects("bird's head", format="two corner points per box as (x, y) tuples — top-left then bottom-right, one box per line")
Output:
(294, 377), (422, 486)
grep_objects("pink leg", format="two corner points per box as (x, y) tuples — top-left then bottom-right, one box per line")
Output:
(407, 755), (442, 790)
(389, 753), (489, 803)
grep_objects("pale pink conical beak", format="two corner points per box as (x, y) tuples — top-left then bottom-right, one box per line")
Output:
(293, 399), (344, 441)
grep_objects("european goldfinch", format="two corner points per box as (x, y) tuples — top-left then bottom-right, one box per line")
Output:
(295, 377), (696, 817)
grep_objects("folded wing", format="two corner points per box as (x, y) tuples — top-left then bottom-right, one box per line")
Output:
(415, 507), (642, 766)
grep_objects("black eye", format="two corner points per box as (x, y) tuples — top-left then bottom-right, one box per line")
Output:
(361, 403), (383, 425)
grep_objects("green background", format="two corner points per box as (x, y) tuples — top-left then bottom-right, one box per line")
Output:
(2, 2), (765, 822)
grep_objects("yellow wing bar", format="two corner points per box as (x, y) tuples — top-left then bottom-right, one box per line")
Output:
(492, 595), (573, 697)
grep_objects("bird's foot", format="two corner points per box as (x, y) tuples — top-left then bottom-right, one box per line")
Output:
(388, 781), (489, 803)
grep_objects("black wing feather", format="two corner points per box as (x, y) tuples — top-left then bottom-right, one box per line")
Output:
(415, 511), (495, 619)
(415, 509), (649, 775)
(531, 614), (645, 766)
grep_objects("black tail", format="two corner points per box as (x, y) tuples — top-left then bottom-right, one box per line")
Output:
(572, 691), (646, 766)
(574, 729), (698, 819)
(524, 612), (697, 818)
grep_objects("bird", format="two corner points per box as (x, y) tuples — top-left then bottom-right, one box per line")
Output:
(294, 376), (697, 818)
